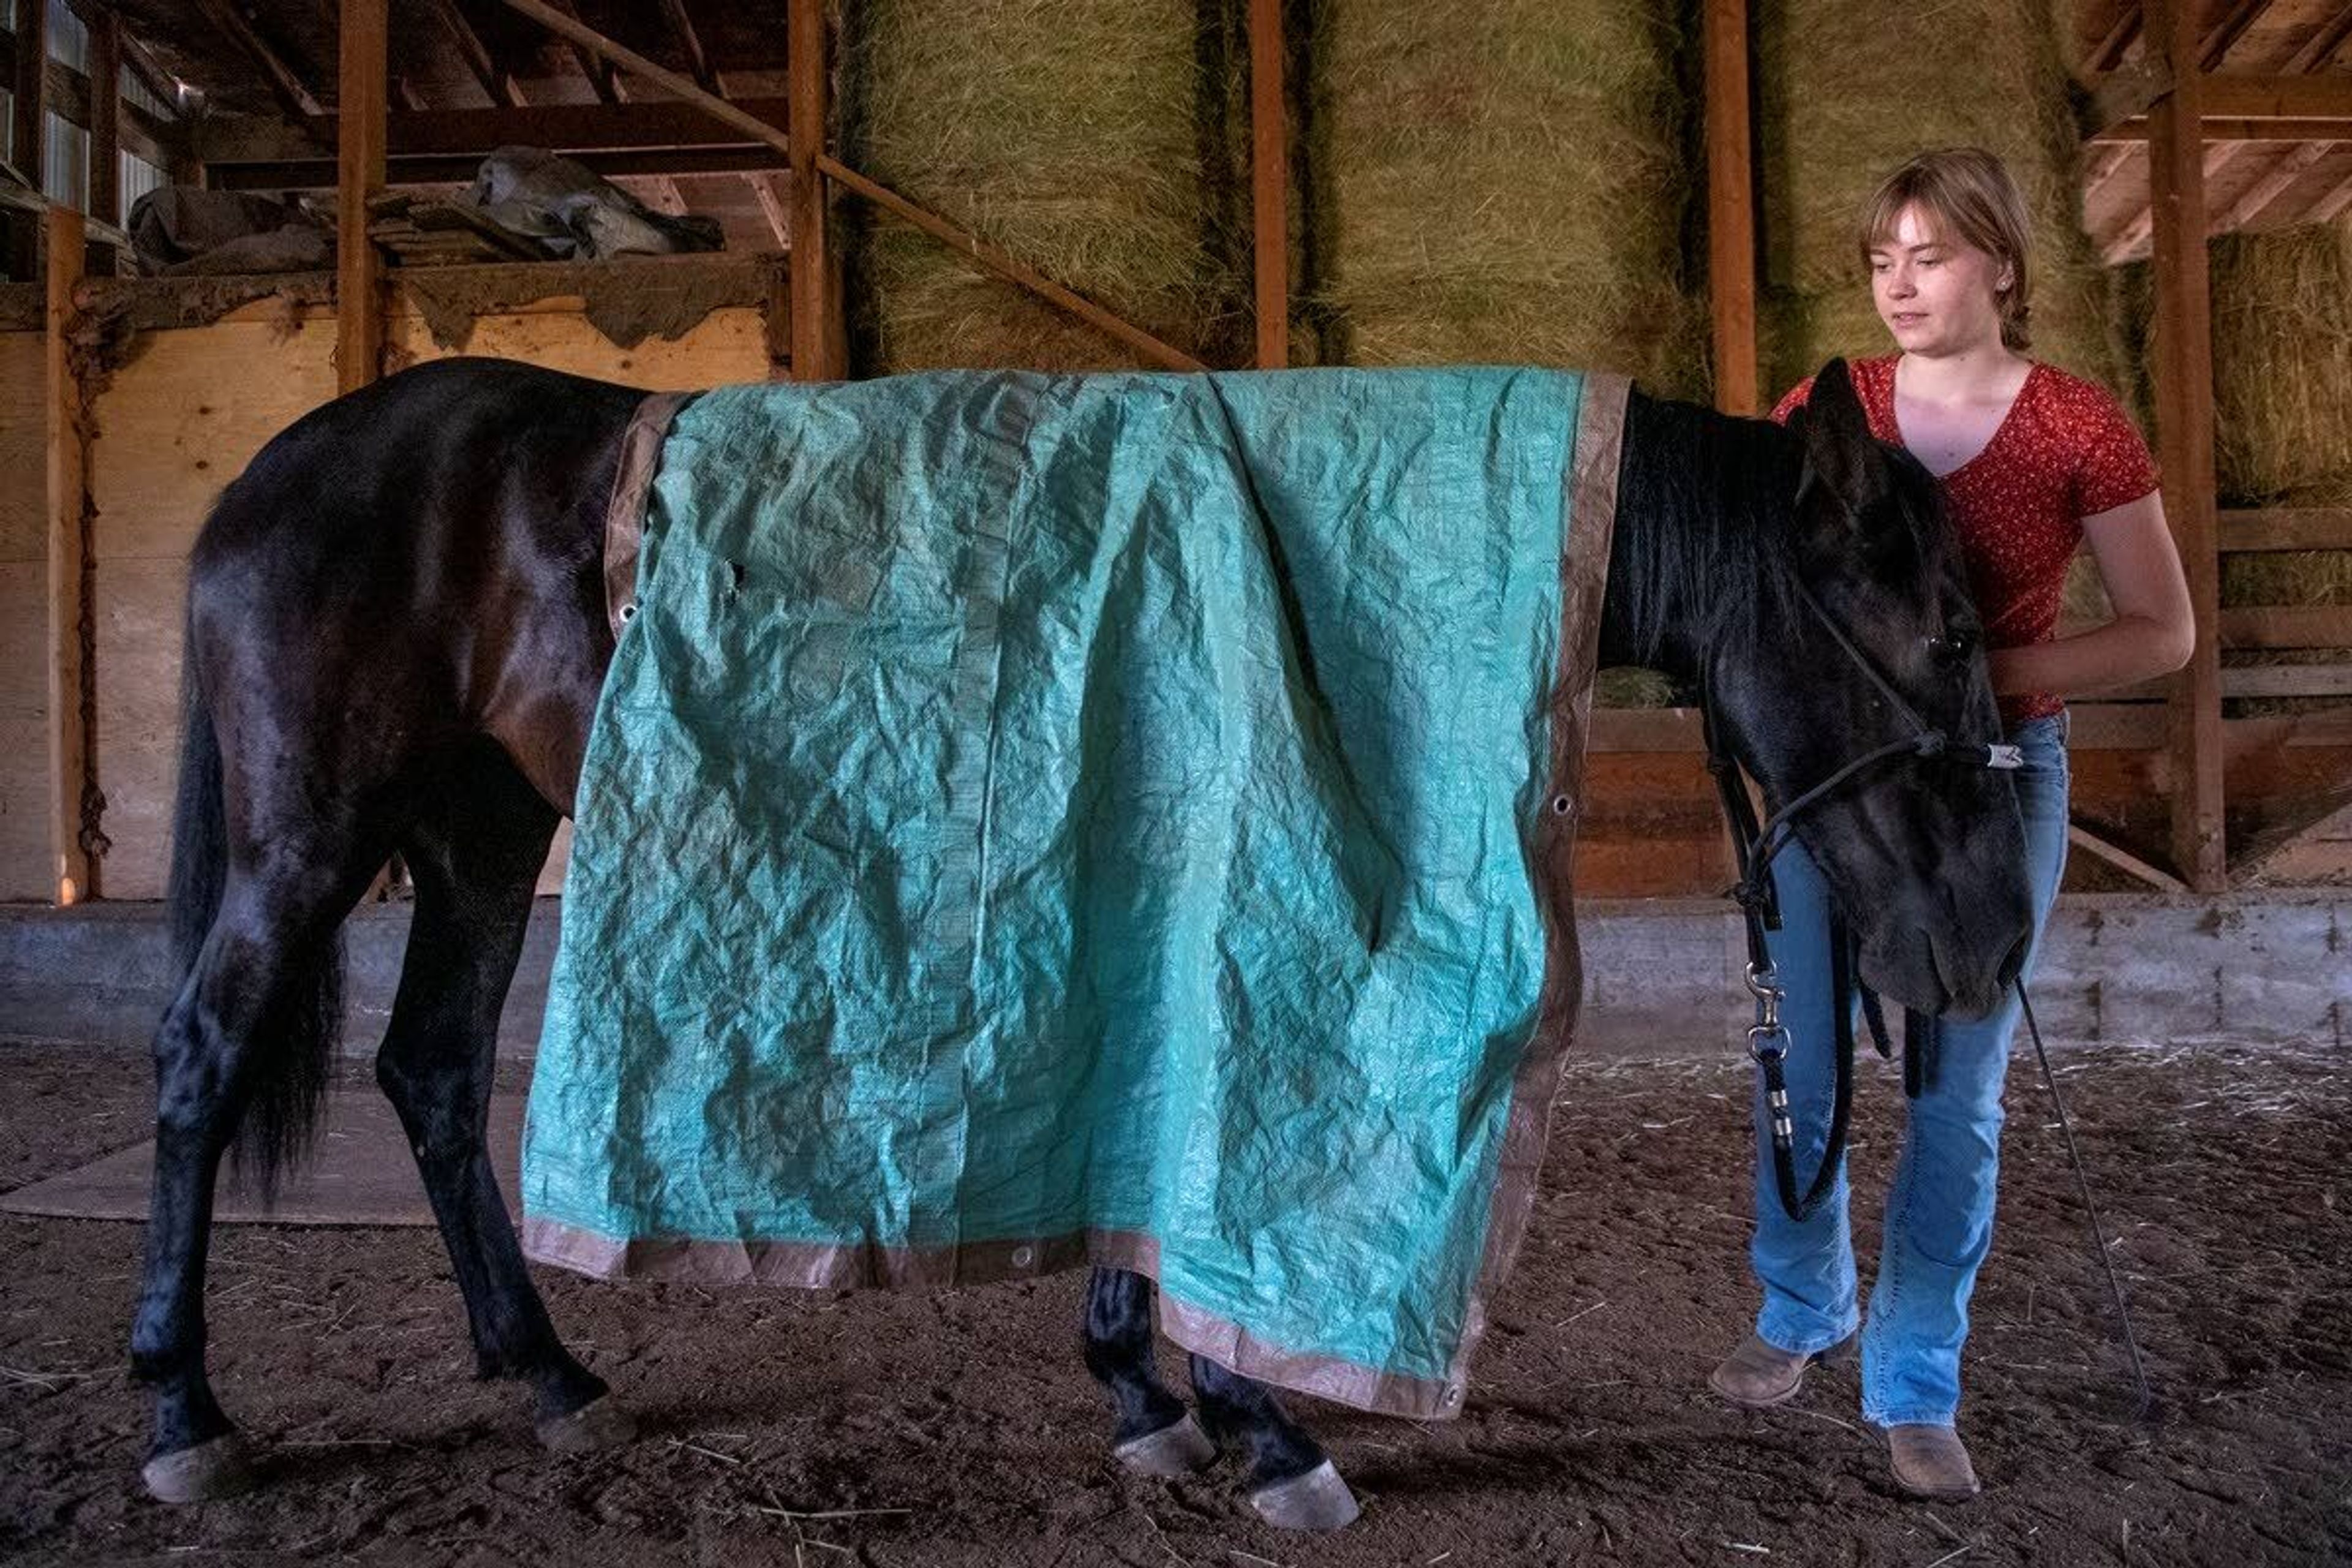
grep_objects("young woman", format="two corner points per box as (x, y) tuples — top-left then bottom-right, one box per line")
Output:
(1709, 148), (2194, 1500)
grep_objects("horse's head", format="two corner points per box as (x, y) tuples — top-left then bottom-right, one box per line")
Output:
(1705, 360), (2033, 1019)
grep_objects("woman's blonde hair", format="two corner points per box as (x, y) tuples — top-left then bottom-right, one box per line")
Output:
(1858, 148), (2035, 351)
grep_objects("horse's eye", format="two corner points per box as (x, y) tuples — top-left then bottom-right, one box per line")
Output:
(1928, 631), (1975, 662)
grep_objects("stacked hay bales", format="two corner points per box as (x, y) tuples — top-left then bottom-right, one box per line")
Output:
(1752, 0), (2118, 399)
(1301, 0), (1701, 395)
(2112, 218), (2352, 701)
(836, 0), (1250, 372)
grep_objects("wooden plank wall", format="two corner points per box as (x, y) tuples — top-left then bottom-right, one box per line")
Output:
(0, 329), (47, 900)
(72, 288), (769, 903)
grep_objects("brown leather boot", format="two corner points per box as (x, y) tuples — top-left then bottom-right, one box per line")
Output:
(1888, 1424), (1981, 1500)
(1708, 1333), (1830, 1408)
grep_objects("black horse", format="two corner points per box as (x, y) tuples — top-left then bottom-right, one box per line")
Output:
(130, 355), (2032, 1525)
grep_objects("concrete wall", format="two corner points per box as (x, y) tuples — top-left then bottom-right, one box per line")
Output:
(7, 891), (2343, 1061)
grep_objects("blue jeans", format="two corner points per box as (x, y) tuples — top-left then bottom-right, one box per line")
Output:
(1746, 712), (2070, 1429)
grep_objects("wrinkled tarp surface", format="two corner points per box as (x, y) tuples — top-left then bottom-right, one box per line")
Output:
(522, 367), (1624, 1417)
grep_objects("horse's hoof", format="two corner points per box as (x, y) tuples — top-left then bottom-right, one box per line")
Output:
(1114, 1412), (1216, 1479)
(1248, 1460), (1360, 1532)
(536, 1394), (638, 1454)
(142, 1433), (258, 1505)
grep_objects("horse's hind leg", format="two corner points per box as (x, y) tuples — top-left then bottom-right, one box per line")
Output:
(1190, 1356), (1362, 1531)
(374, 749), (631, 1453)
(134, 837), (383, 1503)
(1083, 1267), (1213, 1477)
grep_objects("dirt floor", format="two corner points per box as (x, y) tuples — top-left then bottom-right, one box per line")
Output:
(2, 1039), (2345, 1567)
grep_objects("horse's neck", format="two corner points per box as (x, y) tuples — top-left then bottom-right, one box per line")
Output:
(1597, 394), (1788, 685)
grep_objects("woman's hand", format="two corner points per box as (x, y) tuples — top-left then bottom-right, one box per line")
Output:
(1989, 492), (2196, 698)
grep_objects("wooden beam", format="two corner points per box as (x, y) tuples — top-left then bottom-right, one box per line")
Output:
(2095, 74), (2352, 140)
(6, 49), (188, 171)
(88, 9), (121, 228)
(490, 0), (1205, 374)
(1703, 0), (1758, 415)
(2220, 605), (2352, 650)
(1249, 0), (1287, 369)
(2067, 821), (2190, 894)
(45, 204), (91, 906)
(788, 0), (830, 379)
(191, 0), (325, 121)
(422, 0), (525, 108)
(213, 144), (783, 187)
(336, 0), (387, 396)
(2222, 507), (2352, 551)
(2146, 0), (2228, 892)
(658, 0), (716, 93)
(198, 99), (796, 164)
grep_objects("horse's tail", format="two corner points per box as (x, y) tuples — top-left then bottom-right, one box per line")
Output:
(165, 588), (344, 1199)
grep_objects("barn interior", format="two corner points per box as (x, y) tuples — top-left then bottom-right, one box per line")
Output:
(1, 4), (2348, 1562)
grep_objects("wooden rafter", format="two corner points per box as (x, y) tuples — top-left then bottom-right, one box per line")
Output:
(488, 0), (1204, 372)
(2287, 4), (2352, 72)
(2106, 141), (2248, 260)
(658, 0), (717, 93)
(2217, 140), (2334, 229)
(2198, 0), (2270, 70)
(747, 171), (788, 247)
(2088, 5), (2139, 72)
(549, 0), (620, 103)
(2314, 165), (2352, 221)
(190, 0), (325, 119)
(422, 0), (525, 108)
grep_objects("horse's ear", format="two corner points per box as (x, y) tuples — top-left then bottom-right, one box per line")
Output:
(1798, 358), (1892, 516)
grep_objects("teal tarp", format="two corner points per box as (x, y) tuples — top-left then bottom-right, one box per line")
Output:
(522, 367), (1623, 1418)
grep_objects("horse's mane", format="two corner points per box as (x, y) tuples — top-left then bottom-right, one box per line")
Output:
(1610, 390), (1945, 669)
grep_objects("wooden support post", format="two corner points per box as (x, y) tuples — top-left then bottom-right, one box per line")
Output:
(1703, 0), (1758, 415)
(489, 0), (1204, 374)
(89, 9), (123, 230)
(2145, 0), (2227, 892)
(336, 0), (388, 395)
(1248, 0), (1287, 369)
(46, 205), (92, 906)
(787, 0), (832, 380)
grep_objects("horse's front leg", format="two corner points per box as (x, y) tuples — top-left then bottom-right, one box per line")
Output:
(1190, 1355), (1361, 1531)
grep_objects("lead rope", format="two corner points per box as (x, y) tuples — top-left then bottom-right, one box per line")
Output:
(2016, 979), (2156, 1419)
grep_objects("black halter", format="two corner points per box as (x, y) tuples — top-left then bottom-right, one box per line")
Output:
(1703, 578), (2022, 1222)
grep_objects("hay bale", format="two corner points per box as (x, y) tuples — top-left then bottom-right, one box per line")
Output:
(837, 0), (1248, 372)
(1754, 0), (2117, 394)
(1302, 0), (1702, 395)
(2116, 219), (2352, 702)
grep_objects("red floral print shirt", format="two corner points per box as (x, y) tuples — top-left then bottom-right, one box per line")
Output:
(1771, 355), (2161, 725)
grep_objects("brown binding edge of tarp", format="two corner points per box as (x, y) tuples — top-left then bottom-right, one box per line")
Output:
(1429, 369), (1631, 1412)
(603, 389), (696, 639)
(550, 370), (1633, 1423)
(522, 1215), (1458, 1417)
